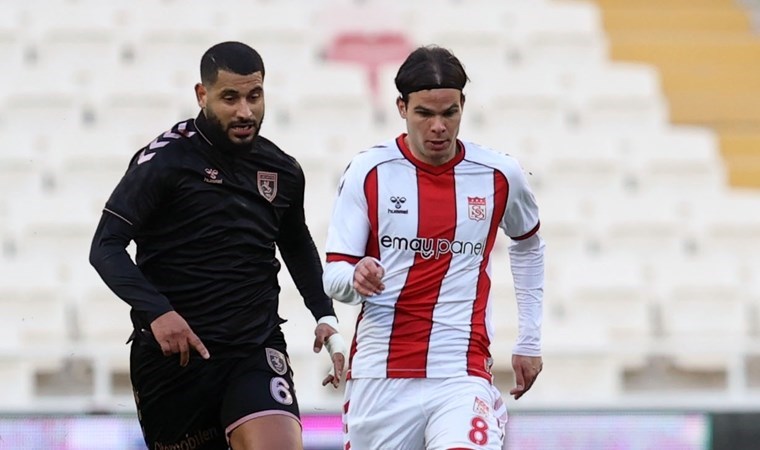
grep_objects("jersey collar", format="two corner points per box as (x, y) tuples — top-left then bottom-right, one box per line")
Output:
(395, 134), (465, 175)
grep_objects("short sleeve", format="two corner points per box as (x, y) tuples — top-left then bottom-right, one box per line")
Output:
(500, 158), (540, 240)
(325, 159), (372, 263)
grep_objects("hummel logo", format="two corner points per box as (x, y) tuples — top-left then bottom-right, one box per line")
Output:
(204, 168), (223, 184)
(388, 196), (408, 215)
(137, 149), (155, 165)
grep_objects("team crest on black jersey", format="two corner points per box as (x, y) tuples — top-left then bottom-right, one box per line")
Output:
(257, 171), (278, 202)
(266, 348), (288, 375)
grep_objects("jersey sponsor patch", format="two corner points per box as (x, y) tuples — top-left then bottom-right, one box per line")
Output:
(257, 171), (278, 202)
(266, 348), (288, 375)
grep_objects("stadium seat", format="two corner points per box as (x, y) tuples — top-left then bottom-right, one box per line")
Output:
(477, 67), (568, 134)
(568, 62), (669, 130)
(593, 195), (691, 257)
(556, 256), (653, 343)
(74, 287), (133, 347)
(21, 2), (129, 80)
(653, 257), (749, 354)
(536, 132), (628, 195)
(528, 313), (623, 402)
(692, 192), (760, 258)
(0, 5), (26, 69)
(535, 194), (594, 256)
(91, 89), (186, 137)
(6, 193), (99, 262)
(0, 361), (34, 409)
(511, 1), (609, 67)
(0, 68), (85, 136)
(311, 1), (415, 50)
(623, 127), (727, 195)
(323, 31), (414, 112)
(281, 62), (376, 138)
(0, 258), (66, 306)
(0, 131), (53, 197)
(411, 5), (513, 70)
(48, 134), (131, 211)
(0, 298), (70, 350)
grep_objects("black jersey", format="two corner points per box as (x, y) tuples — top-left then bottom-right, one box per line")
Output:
(90, 113), (334, 354)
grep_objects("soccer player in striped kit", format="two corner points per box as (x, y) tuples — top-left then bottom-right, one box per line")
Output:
(323, 45), (546, 450)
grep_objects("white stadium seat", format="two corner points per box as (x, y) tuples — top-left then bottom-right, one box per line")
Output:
(568, 63), (669, 130)
(510, 1), (609, 67)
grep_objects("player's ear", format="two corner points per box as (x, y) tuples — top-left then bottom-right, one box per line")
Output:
(195, 83), (207, 109)
(460, 92), (466, 110)
(396, 96), (407, 119)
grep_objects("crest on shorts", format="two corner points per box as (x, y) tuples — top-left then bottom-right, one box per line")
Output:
(473, 396), (491, 417)
(468, 197), (487, 221)
(266, 348), (288, 375)
(257, 171), (278, 202)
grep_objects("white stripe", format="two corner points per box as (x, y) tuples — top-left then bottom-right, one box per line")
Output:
(103, 208), (134, 226)
(163, 131), (182, 139)
(148, 139), (169, 150)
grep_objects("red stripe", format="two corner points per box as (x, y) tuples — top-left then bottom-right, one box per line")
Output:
(364, 168), (380, 259)
(345, 303), (364, 381)
(386, 168), (457, 377)
(467, 171), (508, 380)
(326, 253), (362, 264)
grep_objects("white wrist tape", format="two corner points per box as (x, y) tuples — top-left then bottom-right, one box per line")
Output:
(318, 316), (348, 357)
(318, 315), (339, 330)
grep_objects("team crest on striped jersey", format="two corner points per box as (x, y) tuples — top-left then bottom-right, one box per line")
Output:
(468, 197), (487, 221)
(257, 171), (278, 202)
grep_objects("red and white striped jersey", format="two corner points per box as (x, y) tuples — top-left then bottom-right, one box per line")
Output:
(325, 134), (540, 381)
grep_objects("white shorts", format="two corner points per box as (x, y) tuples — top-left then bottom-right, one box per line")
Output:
(343, 376), (507, 450)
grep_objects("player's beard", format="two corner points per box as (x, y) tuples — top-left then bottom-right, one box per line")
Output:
(203, 108), (264, 152)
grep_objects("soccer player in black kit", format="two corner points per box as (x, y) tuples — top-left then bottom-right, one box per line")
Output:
(90, 41), (347, 450)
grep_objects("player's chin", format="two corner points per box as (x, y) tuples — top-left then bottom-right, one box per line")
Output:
(228, 133), (257, 145)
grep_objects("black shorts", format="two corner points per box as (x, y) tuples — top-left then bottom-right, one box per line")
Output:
(130, 328), (300, 450)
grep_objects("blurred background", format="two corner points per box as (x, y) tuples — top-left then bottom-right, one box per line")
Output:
(1, 0), (760, 448)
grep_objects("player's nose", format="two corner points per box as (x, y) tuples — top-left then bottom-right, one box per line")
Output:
(430, 116), (446, 134)
(235, 99), (254, 120)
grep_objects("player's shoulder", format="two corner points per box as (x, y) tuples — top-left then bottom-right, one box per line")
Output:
(128, 118), (198, 167)
(255, 135), (302, 172)
(345, 138), (404, 174)
(461, 140), (525, 176)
